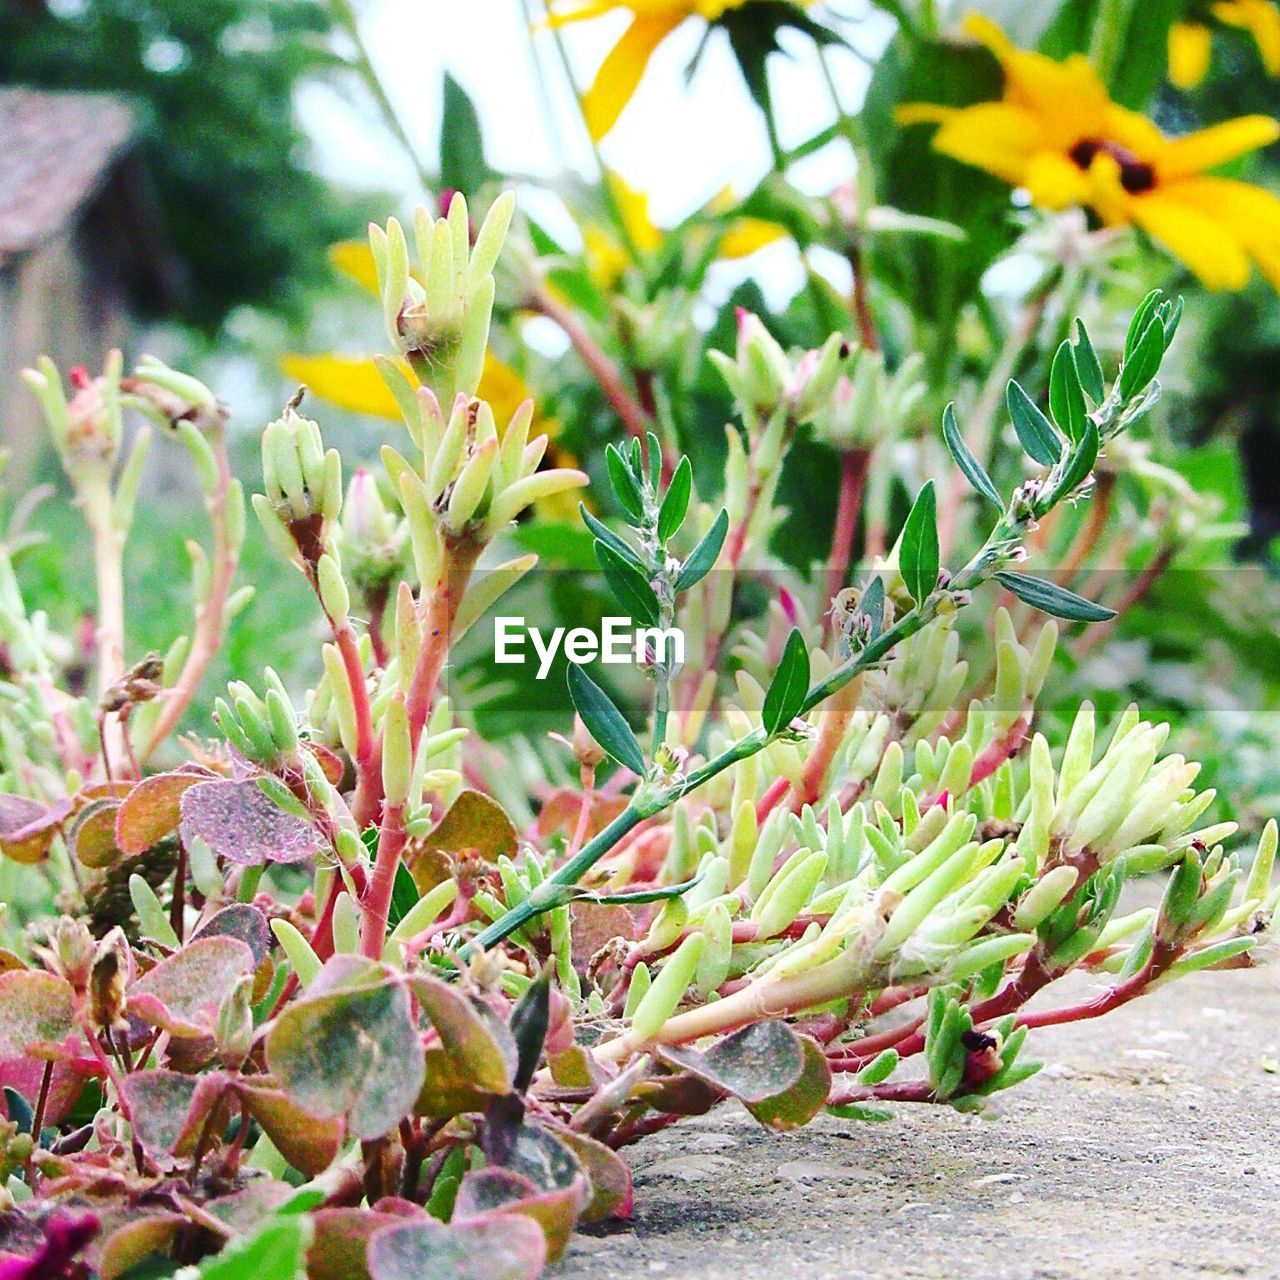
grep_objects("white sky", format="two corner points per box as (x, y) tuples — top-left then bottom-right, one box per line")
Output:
(300, 2), (888, 229)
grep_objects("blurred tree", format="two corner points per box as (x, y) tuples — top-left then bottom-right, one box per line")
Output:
(0, 0), (355, 330)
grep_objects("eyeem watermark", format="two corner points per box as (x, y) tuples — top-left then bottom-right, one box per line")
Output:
(494, 616), (685, 680)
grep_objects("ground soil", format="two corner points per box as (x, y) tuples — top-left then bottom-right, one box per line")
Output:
(554, 962), (1280, 1280)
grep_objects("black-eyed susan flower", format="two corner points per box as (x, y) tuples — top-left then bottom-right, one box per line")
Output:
(897, 15), (1280, 291)
(1169, 2), (1280, 90)
(547, 0), (814, 141)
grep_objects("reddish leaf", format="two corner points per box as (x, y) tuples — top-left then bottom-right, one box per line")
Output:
(367, 1217), (545, 1280)
(0, 795), (70, 865)
(0, 972), (74, 1056)
(71, 799), (123, 870)
(409, 790), (516, 893)
(115, 771), (207, 855)
(238, 1081), (345, 1175)
(307, 1209), (407, 1280)
(411, 974), (515, 1098)
(95, 1214), (184, 1280)
(127, 937), (254, 1036)
(179, 779), (322, 866)
(744, 1033), (831, 1130)
(123, 1070), (231, 1161)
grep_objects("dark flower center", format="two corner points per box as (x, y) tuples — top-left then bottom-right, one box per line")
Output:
(1069, 138), (1157, 193)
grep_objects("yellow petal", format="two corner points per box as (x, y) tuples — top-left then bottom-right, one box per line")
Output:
(1213, 0), (1280, 73)
(1129, 192), (1253, 290)
(281, 353), (404, 419)
(327, 240), (381, 295)
(1168, 21), (1213, 90)
(581, 12), (686, 140)
(281, 351), (543, 428)
(718, 216), (788, 258)
(1158, 114), (1280, 180)
(1158, 176), (1280, 284)
(930, 102), (1047, 186)
(606, 173), (663, 253)
(1023, 152), (1091, 210)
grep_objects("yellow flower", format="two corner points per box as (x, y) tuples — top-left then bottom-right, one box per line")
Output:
(898, 15), (1280, 291)
(548, 0), (811, 141)
(1170, 2), (1280, 90)
(583, 173), (787, 286)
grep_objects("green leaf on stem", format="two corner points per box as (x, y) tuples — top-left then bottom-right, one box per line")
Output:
(594, 541), (660, 627)
(1124, 289), (1162, 359)
(762, 628), (810, 736)
(899, 480), (939, 606)
(440, 73), (493, 197)
(1049, 339), (1087, 442)
(675, 508), (729, 592)
(566, 663), (646, 777)
(1073, 319), (1106, 404)
(657, 456), (692, 543)
(994, 571), (1116, 622)
(942, 402), (1001, 510)
(1006, 381), (1062, 466)
(605, 443), (645, 522)
(1048, 419), (1100, 506)
(579, 506), (643, 569)
(1119, 317), (1165, 401)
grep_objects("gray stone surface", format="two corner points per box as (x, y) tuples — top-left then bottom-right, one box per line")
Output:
(555, 964), (1280, 1280)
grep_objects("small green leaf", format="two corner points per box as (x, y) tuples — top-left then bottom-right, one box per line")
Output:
(594, 541), (660, 626)
(899, 480), (939, 606)
(1049, 419), (1099, 505)
(1124, 289), (1162, 359)
(579, 505), (643, 569)
(1049, 340), (1087, 442)
(191, 1217), (313, 1280)
(3, 1087), (32, 1136)
(675, 508), (729, 592)
(858, 575), (886, 641)
(942, 403), (1001, 510)
(1157, 296), (1184, 349)
(1006, 381), (1062, 466)
(994, 572), (1116, 622)
(1119, 317), (1164, 401)
(1073, 319), (1105, 403)
(762, 628), (810, 735)
(388, 861), (419, 931)
(566, 663), (646, 777)
(657, 457), (692, 543)
(605, 443), (645, 522)
(439, 74), (493, 196)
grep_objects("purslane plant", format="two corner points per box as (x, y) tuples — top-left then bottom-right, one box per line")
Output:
(0, 199), (1273, 1280)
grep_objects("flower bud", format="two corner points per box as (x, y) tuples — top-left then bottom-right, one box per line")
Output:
(89, 928), (131, 1034)
(341, 469), (408, 591)
(260, 405), (341, 561)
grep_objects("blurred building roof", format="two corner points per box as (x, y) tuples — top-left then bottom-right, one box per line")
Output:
(0, 86), (136, 261)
